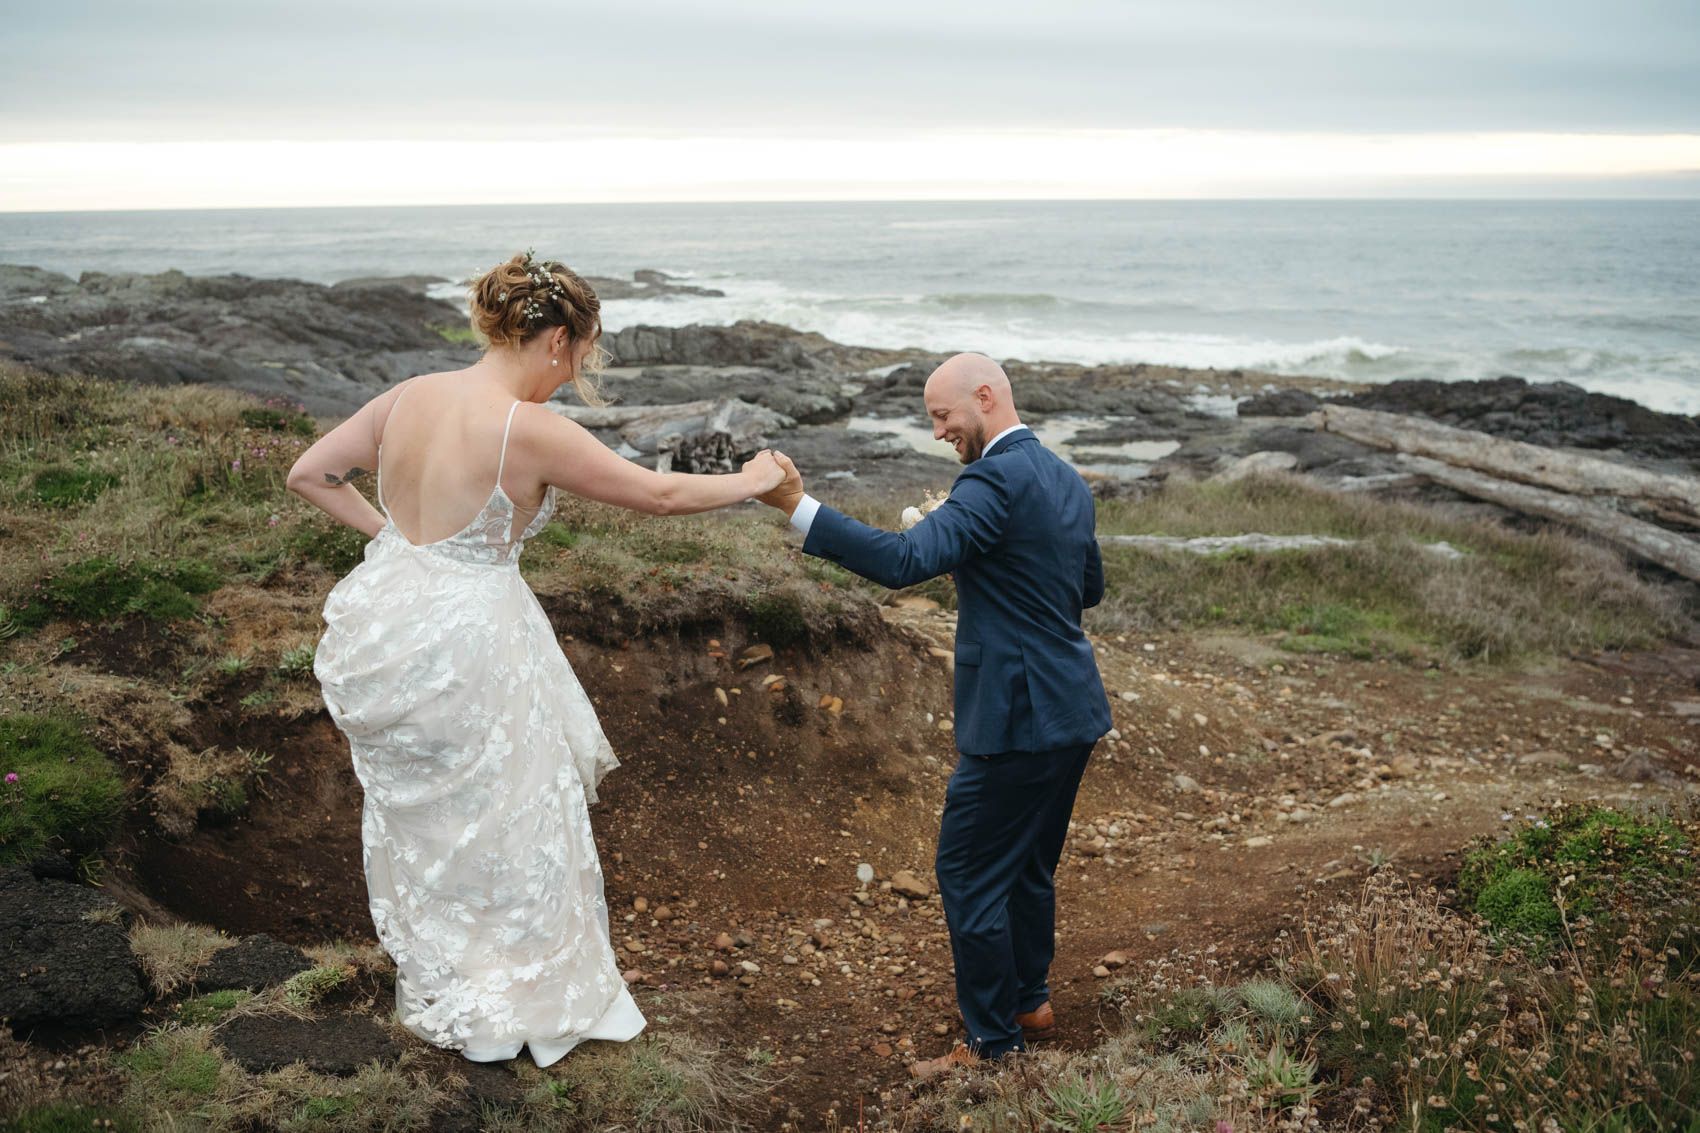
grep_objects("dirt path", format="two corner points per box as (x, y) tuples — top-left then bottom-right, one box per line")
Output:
(116, 606), (1699, 1130)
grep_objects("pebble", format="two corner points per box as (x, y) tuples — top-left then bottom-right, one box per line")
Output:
(890, 870), (932, 900)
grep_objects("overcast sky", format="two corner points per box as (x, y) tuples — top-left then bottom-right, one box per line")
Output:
(3, 0), (1697, 208)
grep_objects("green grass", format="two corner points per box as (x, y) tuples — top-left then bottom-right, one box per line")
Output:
(1087, 476), (1688, 663)
(4, 1101), (140, 1133)
(11, 555), (222, 630)
(177, 989), (253, 1026)
(0, 713), (126, 866)
(431, 323), (479, 345)
(31, 466), (119, 507)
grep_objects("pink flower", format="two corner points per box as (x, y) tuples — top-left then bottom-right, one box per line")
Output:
(1216, 1123), (1234, 1133)
(267, 515), (280, 528)
(231, 459), (242, 470)
(4, 773), (18, 784)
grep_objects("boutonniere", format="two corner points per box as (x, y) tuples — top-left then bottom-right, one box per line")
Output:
(900, 489), (950, 530)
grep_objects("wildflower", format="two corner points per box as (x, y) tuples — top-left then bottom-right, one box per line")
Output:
(1216, 1123), (1234, 1133)
(4, 772), (17, 783)
(231, 459), (242, 470)
(267, 515), (281, 528)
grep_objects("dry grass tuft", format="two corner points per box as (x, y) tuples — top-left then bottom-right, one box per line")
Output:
(128, 921), (233, 997)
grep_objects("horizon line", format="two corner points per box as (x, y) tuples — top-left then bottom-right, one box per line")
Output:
(6, 194), (1700, 217)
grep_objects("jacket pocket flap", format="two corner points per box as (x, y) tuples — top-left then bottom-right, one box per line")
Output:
(955, 641), (982, 666)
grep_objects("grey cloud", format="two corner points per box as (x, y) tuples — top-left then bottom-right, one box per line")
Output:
(2, 0), (1696, 141)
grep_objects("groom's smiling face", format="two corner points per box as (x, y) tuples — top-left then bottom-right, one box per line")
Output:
(926, 392), (988, 464)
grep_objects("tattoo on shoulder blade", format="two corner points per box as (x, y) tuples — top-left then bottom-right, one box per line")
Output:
(323, 467), (369, 487)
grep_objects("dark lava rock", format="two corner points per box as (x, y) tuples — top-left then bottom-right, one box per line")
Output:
(0, 865), (145, 1031)
(0, 263), (478, 416)
(195, 933), (313, 993)
(1239, 389), (1321, 417)
(1332, 377), (1700, 464)
(600, 364), (854, 424)
(214, 1013), (401, 1076)
(605, 320), (901, 372)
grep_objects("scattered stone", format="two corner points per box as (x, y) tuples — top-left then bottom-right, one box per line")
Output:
(633, 897), (649, 913)
(739, 644), (775, 668)
(714, 932), (736, 951)
(1092, 965), (1112, 979)
(890, 870), (931, 901)
(1243, 836), (1274, 848)
(1100, 950), (1130, 969)
(1172, 774), (1201, 792)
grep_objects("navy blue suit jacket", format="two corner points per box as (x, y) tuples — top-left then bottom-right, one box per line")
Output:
(802, 427), (1112, 756)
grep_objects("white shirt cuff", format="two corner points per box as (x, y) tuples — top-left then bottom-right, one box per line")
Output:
(788, 494), (822, 537)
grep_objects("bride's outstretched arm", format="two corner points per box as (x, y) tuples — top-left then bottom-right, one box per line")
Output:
(517, 405), (784, 516)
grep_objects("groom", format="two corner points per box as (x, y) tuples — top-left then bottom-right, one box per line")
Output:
(759, 352), (1111, 1077)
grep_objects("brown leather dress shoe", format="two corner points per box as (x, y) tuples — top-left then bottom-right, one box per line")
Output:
(909, 1042), (981, 1080)
(1016, 1000), (1056, 1041)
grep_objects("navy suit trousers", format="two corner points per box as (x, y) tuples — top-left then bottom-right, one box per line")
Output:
(934, 740), (1094, 1058)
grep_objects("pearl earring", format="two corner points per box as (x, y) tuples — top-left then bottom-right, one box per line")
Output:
(551, 358), (559, 367)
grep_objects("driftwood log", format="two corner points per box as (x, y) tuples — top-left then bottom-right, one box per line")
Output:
(1315, 404), (1700, 528)
(549, 398), (794, 473)
(1098, 533), (1465, 559)
(1396, 455), (1700, 582)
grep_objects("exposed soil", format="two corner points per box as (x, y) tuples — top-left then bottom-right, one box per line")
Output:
(106, 595), (1700, 1130)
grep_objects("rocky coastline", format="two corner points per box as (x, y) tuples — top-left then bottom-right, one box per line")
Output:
(3, 261), (1696, 505)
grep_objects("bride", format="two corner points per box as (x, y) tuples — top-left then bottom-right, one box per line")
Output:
(286, 252), (784, 1066)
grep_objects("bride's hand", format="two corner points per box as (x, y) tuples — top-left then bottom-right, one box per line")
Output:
(743, 450), (785, 495)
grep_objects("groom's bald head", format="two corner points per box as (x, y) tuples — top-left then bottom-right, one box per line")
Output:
(923, 353), (1022, 464)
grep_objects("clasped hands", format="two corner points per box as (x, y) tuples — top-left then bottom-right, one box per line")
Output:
(742, 449), (805, 517)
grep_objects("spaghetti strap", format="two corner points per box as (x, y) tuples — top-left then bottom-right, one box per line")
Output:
(495, 400), (522, 487)
(376, 381), (413, 517)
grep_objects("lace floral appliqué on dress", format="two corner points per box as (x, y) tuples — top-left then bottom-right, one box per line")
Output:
(314, 395), (643, 1067)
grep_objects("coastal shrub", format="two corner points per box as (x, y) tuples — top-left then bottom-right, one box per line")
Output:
(13, 555), (221, 630)
(30, 466), (119, 508)
(748, 587), (809, 648)
(290, 521), (368, 575)
(238, 405), (316, 437)
(0, 713), (126, 866)
(1459, 803), (1693, 951)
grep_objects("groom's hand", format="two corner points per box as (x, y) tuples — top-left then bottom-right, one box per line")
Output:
(757, 451), (805, 517)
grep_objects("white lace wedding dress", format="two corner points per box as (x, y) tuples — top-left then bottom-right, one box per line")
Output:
(313, 392), (645, 1067)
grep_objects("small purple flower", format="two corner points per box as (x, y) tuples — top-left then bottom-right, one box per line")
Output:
(1216, 1123), (1234, 1133)
(231, 459), (242, 470)
(4, 773), (18, 784)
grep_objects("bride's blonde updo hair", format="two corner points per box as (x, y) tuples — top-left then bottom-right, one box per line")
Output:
(468, 251), (607, 405)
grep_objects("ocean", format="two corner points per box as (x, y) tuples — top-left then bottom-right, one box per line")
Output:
(2, 200), (1696, 414)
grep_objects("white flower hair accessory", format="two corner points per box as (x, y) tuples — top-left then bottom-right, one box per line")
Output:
(515, 249), (569, 324)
